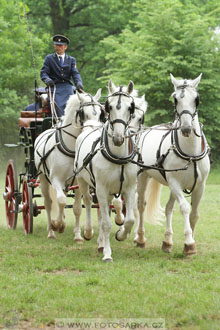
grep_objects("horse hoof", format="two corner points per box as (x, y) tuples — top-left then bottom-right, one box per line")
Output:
(58, 224), (65, 233)
(115, 220), (124, 226)
(48, 234), (56, 240)
(136, 241), (146, 248)
(115, 216), (124, 226)
(183, 243), (197, 255)
(51, 220), (59, 232)
(83, 230), (93, 241)
(162, 241), (173, 253)
(74, 238), (84, 244)
(102, 257), (113, 263)
(115, 229), (122, 241)
(98, 247), (104, 253)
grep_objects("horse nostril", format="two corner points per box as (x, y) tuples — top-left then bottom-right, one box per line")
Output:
(113, 135), (124, 146)
(181, 126), (192, 137)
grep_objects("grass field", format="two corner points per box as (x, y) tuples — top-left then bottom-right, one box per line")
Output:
(0, 165), (219, 330)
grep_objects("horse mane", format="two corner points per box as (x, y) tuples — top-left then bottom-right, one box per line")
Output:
(64, 94), (80, 116)
(135, 95), (148, 112)
(171, 84), (197, 98)
(172, 79), (198, 93)
(107, 82), (139, 97)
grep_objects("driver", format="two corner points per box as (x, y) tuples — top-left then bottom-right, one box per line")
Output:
(40, 34), (84, 116)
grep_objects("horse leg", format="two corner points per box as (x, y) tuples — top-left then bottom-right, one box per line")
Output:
(135, 172), (149, 247)
(162, 192), (175, 253)
(73, 185), (83, 243)
(190, 183), (205, 236)
(77, 178), (94, 240)
(40, 174), (56, 239)
(50, 179), (66, 233)
(115, 187), (135, 242)
(112, 196), (125, 226)
(133, 192), (140, 243)
(169, 181), (196, 255)
(97, 208), (104, 253)
(96, 188), (112, 262)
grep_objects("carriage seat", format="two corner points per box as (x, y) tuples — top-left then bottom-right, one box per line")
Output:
(18, 116), (44, 128)
(18, 108), (50, 128)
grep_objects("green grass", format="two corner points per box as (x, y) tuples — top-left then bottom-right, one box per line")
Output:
(0, 167), (220, 329)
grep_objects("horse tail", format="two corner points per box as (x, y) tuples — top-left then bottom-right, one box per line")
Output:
(49, 185), (58, 219)
(144, 178), (165, 225)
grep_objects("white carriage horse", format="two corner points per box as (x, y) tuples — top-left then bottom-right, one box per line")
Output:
(112, 90), (148, 227)
(74, 80), (139, 262)
(34, 90), (104, 239)
(136, 74), (210, 254)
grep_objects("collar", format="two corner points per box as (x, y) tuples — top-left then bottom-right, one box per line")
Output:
(56, 53), (65, 61)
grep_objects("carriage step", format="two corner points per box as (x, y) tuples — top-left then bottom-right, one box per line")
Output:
(4, 144), (20, 148)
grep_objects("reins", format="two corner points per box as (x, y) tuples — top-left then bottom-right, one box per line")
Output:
(48, 86), (60, 126)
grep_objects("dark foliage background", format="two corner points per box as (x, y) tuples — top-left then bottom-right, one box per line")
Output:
(1, 0), (220, 169)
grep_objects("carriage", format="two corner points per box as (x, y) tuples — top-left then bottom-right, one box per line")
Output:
(4, 90), (55, 234)
(3, 88), (105, 235)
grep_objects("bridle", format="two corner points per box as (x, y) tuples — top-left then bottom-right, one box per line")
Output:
(76, 94), (105, 126)
(105, 86), (135, 129)
(173, 81), (200, 122)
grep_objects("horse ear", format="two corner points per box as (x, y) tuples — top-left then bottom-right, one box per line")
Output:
(76, 90), (84, 102)
(141, 94), (148, 113)
(108, 79), (117, 94)
(140, 94), (146, 104)
(127, 80), (134, 94)
(192, 73), (202, 88)
(94, 88), (102, 102)
(170, 73), (179, 90)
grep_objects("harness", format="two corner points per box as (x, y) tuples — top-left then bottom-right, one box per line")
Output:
(74, 89), (137, 197)
(35, 95), (103, 183)
(154, 123), (209, 193)
(35, 130), (57, 183)
(55, 123), (77, 158)
(100, 122), (137, 165)
(76, 96), (104, 126)
(153, 83), (209, 194)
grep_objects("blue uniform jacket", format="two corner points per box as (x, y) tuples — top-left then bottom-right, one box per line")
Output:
(40, 53), (83, 89)
(40, 53), (83, 116)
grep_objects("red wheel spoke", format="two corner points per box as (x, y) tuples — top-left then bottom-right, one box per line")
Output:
(22, 179), (33, 234)
(5, 160), (19, 229)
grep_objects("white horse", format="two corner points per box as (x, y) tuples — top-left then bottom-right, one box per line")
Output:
(34, 90), (104, 240)
(136, 73), (210, 254)
(112, 92), (148, 227)
(74, 80), (138, 262)
(111, 93), (164, 242)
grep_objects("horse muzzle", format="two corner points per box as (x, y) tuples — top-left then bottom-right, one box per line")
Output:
(181, 125), (192, 137)
(112, 134), (125, 146)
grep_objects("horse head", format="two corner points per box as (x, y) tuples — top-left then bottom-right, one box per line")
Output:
(63, 88), (104, 126)
(130, 94), (148, 131)
(105, 80), (136, 146)
(170, 73), (202, 137)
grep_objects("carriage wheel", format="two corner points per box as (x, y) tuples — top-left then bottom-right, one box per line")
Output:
(22, 178), (33, 234)
(4, 160), (19, 229)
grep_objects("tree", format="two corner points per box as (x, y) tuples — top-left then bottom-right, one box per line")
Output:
(100, 0), (220, 160)
(26, 0), (137, 93)
(0, 0), (47, 165)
